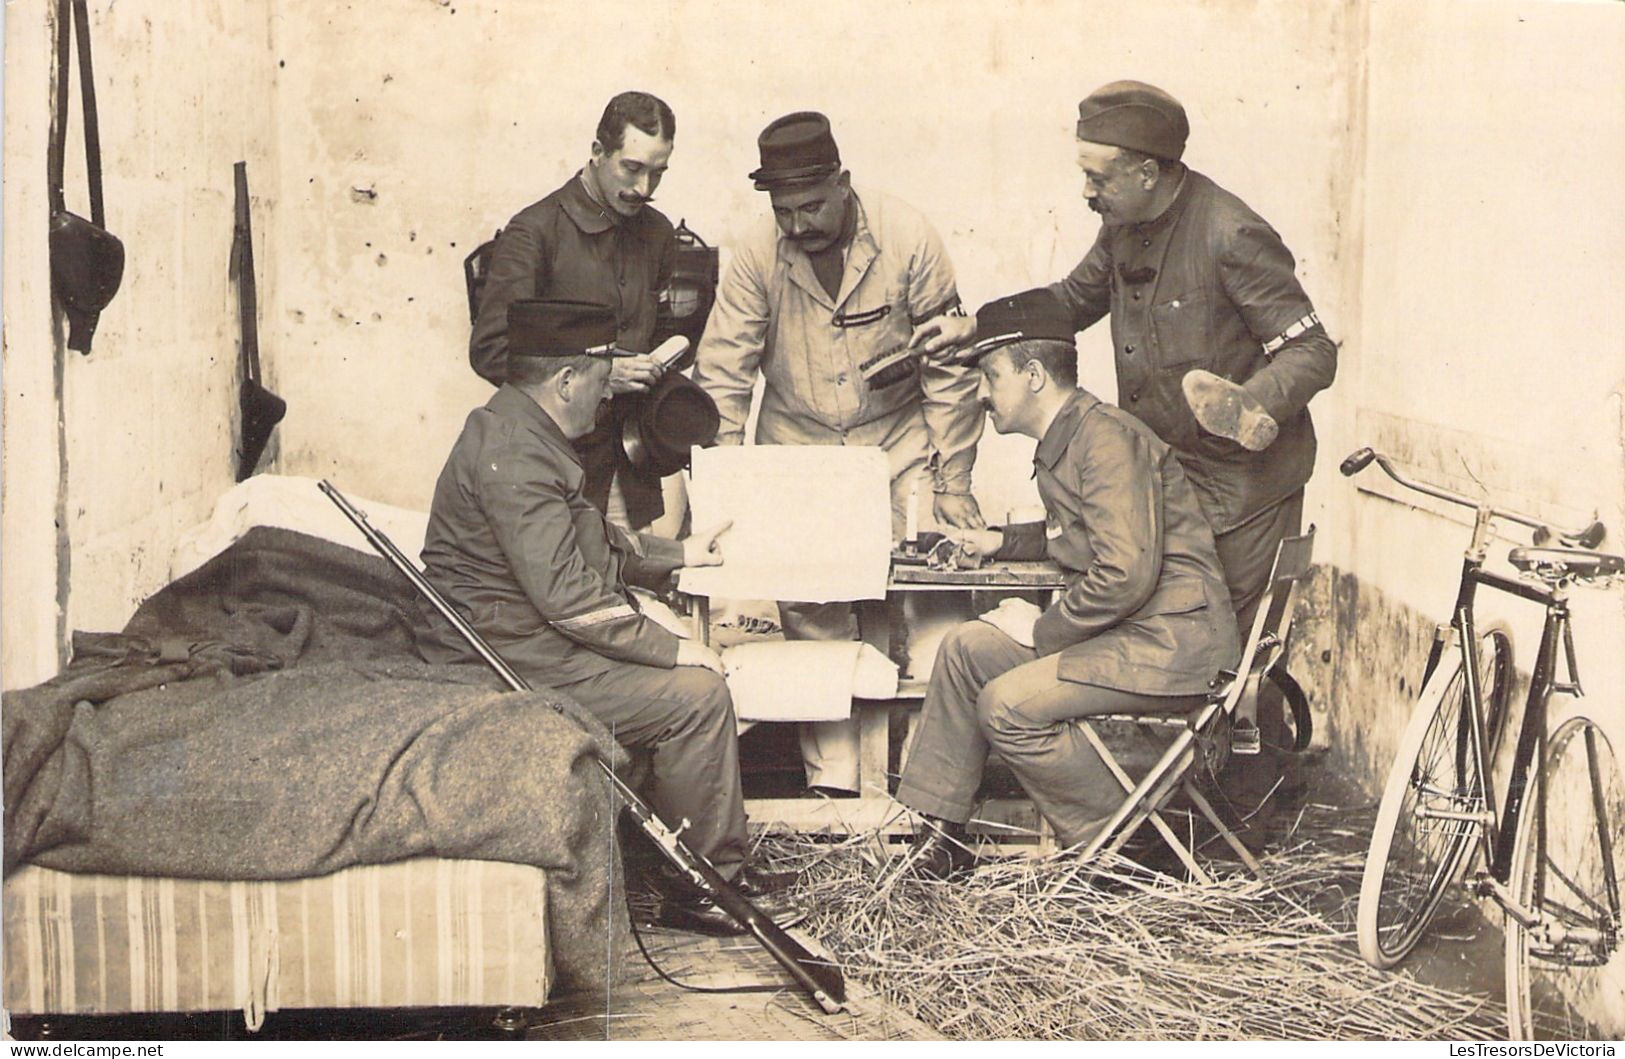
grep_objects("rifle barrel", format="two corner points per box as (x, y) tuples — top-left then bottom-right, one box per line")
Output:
(317, 480), (846, 1013)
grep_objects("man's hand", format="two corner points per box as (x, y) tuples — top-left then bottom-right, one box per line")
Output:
(977, 597), (1043, 649)
(675, 639), (726, 675)
(908, 313), (977, 356)
(951, 527), (1004, 559)
(608, 355), (665, 395)
(682, 521), (733, 568)
(934, 491), (986, 530)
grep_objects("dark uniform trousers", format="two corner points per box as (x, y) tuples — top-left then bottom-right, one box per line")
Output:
(898, 622), (1204, 846)
(418, 385), (749, 877)
(547, 663), (749, 879)
(896, 390), (1239, 848)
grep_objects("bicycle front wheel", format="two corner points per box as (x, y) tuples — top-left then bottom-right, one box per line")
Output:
(1357, 643), (1501, 969)
(1505, 715), (1625, 1040)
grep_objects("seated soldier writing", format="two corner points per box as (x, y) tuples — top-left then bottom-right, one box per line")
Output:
(415, 298), (794, 933)
(896, 289), (1241, 879)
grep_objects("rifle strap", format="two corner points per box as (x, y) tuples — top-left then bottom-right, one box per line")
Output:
(49, 0), (107, 226)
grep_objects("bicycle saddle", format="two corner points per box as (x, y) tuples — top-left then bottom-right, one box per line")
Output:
(1508, 547), (1625, 583)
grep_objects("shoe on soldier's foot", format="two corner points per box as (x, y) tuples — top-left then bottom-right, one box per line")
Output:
(1182, 369), (1278, 452)
(737, 863), (799, 897)
(906, 818), (977, 881)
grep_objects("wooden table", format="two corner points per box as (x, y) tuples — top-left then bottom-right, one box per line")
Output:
(693, 560), (1069, 849)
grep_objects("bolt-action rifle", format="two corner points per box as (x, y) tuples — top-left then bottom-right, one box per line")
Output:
(318, 481), (846, 1014)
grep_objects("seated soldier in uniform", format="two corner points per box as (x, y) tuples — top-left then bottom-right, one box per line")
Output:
(416, 298), (795, 933)
(896, 289), (1241, 879)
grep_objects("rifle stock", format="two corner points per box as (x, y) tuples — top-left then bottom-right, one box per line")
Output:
(318, 480), (846, 1014)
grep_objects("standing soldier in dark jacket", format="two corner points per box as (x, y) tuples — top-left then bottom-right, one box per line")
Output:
(470, 91), (680, 531)
(915, 80), (1334, 782)
(421, 299), (795, 935)
(898, 290), (1240, 879)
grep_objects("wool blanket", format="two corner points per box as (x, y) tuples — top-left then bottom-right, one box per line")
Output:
(2, 527), (631, 992)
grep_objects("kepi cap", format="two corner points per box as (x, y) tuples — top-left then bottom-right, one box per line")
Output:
(1075, 80), (1189, 162)
(749, 111), (842, 190)
(507, 299), (633, 358)
(960, 289), (1076, 366)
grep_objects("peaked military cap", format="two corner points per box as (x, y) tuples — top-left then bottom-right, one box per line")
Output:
(507, 299), (632, 358)
(961, 289), (1076, 366)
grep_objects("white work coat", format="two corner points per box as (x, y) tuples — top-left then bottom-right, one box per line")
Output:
(693, 187), (983, 518)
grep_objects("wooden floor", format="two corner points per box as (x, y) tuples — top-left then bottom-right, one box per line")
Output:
(526, 923), (942, 1041)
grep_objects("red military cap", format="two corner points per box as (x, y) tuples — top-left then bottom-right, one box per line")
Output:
(507, 299), (633, 359)
(959, 289), (1076, 367)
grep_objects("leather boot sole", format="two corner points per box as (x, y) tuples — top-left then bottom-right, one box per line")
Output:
(1182, 369), (1278, 452)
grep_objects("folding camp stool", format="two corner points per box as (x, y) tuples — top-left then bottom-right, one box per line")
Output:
(1073, 527), (1317, 884)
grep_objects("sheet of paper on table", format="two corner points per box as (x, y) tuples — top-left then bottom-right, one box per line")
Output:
(678, 444), (892, 603)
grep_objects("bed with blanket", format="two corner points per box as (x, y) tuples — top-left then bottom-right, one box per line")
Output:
(3, 490), (633, 1028)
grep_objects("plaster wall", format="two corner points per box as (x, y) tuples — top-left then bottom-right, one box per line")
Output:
(1293, 0), (1625, 790)
(264, 0), (1352, 531)
(2, 2), (63, 686)
(1, 0), (281, 687)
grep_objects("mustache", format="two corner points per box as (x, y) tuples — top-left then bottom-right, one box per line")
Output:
(1087, 199), (1106, 215)
(618, 192), (653, 205)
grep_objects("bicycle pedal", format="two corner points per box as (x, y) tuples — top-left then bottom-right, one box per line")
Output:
(1231, 720), (1261, 756)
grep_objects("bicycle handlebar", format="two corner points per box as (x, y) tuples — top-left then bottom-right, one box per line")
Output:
(1341, 446), (1606, 549)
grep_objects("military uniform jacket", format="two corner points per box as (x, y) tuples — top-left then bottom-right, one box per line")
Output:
(417, 385), (685, 685)
(1048, 170), (1336, 535)
(996, 390), (1240, 695)
(693, 188), (982, 493)
(469, 174), (677, 527)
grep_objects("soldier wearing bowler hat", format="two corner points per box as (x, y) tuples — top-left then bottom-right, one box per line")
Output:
(915, 81), (1336, 803)
(419, 299), (797, 935)
(897, 290), (1239, 880)
(692, 111), (987, 796)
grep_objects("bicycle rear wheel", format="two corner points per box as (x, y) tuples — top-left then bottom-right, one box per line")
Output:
(1357, 625), (1514, 969)
(1504, 715), (1625, 1040)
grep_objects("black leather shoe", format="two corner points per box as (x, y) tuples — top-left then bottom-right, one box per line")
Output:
(906, 818), (977, 881)
(806, 785), (861, 799)
(737, 864), (799, 896)
(658, 887), (806, 936)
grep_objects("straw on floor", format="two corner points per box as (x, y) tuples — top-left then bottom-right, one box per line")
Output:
(761, 826), (1505, 1041)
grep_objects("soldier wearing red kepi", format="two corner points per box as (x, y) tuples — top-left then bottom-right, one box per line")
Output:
(915, 81), (1336, 800)
(898, 289), (1240, 880)
(420, 298), (798, 935)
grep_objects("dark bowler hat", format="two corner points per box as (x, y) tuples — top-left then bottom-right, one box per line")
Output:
(621, 372), (721, 477)
(749, 111), (842, 190)
(1075, 80), (1189, 162)
(507, 299), (634, 358)
(960, 289), (1076, 366)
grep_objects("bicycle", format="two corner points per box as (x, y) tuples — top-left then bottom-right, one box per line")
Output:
(1343, 447), (1625, 1040)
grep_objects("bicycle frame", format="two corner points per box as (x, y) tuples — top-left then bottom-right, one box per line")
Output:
(1458, 570), (1580, 899)
(1371, 465), (1590, 920)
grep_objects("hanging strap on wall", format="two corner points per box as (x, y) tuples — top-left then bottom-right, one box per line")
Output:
(48, 0), (125, 353)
